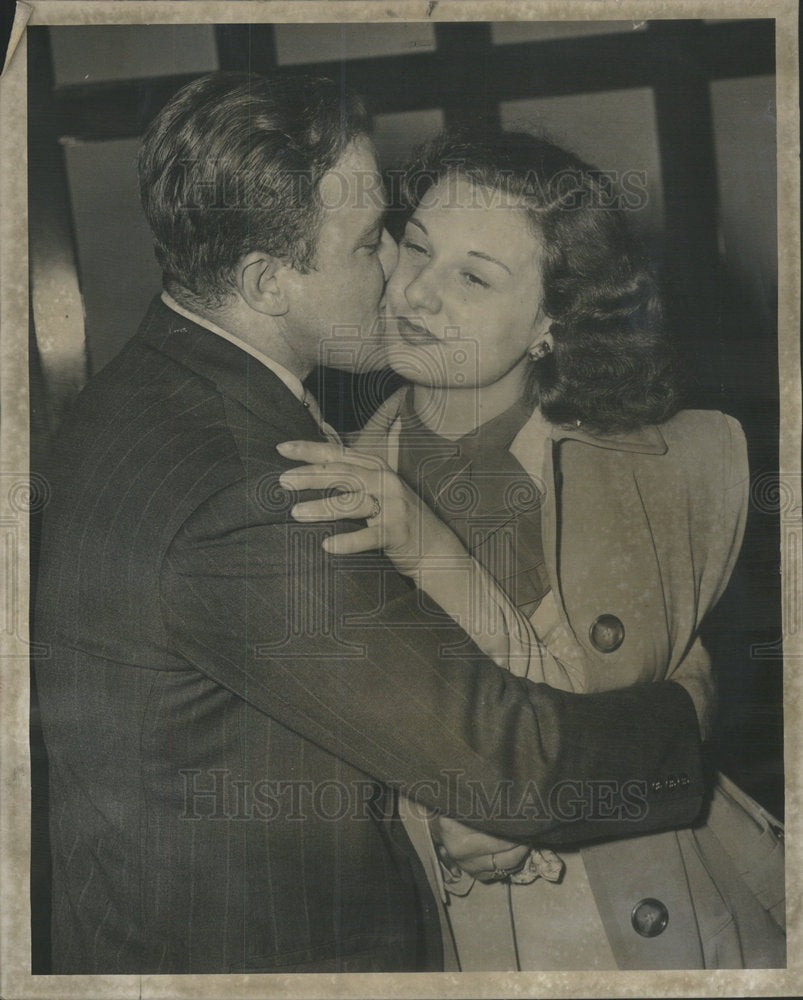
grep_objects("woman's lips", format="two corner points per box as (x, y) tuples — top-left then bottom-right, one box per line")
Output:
(395, 315), (437, 345)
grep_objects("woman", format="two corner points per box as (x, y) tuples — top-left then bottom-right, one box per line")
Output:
(277, 130), (785, 969)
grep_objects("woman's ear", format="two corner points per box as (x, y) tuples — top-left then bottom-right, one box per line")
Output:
(236, 252), (289, 316)
(527, 335), (553, 361)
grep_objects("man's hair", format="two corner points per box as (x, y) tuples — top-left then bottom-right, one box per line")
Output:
(138, 71), (372, 308)
(401, 129), (683, 433)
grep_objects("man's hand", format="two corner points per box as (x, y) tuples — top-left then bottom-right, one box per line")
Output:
(429, 814), (531, 883)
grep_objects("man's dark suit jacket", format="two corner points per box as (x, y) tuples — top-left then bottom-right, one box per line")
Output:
(34, 297), (705, 974)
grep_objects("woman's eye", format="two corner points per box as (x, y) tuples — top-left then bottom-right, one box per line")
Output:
(462, 272), (489, 289)
(401, 239), (428, 256)
(360, 242), (381, 255)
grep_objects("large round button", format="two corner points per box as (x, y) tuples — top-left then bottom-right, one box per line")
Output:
(631, 898), (669, 937)
(589, 614), (625, 653)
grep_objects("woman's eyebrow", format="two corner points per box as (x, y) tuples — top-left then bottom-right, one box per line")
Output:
(407, 215), (511, 274)
(354, 216), (383, 246)
(467, 250), (512, 275)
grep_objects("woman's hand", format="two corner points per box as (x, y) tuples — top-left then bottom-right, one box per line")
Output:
(277, 440), (465, 576)
(277, 439), (521, 666)
(429, 814), (531, 883)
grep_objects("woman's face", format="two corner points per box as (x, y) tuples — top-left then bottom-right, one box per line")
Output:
(382, 174), (548, 389)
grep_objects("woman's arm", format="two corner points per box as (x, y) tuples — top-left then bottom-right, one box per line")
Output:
(276, 439), (545, 672)
(275, 438), (721, 736)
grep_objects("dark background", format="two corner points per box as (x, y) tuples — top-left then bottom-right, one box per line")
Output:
(28, 20), (782, 973)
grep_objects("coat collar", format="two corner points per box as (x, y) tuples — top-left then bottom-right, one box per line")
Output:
(381, 388), (669, 481)
(546, 419), (668, 455)
(382, 385), (668, 458)
(137, 295), (325, 441)
(509, 406), (667, 482)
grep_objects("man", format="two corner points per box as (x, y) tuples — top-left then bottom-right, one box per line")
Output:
(34, 72), (704, 974)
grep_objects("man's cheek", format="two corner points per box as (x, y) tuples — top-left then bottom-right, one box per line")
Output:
(354, 263), (384, 303)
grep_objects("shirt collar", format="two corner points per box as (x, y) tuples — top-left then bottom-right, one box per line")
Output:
(161, 291), (307, 404)
(399, 386), (534, 456)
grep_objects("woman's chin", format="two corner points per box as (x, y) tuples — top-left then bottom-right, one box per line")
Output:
(380, 342), (443, 383)
(384, 356), (439, 385)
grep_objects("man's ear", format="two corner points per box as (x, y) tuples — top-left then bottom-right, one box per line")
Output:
(236, 252), (289, 316)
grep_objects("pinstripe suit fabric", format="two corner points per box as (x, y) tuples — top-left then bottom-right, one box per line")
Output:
(34, 297), (704, 973)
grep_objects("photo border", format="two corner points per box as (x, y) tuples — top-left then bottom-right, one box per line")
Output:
(2, 2), (800, 997)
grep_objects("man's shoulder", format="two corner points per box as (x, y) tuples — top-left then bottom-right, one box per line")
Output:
(64, 333), (228, 448)
(47, 331), (244, 522)
(49, 296), (322, 528)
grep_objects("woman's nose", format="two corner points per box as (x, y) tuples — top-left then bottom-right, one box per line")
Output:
(404, 269), (441, 314)
(378, 229), (398, 281)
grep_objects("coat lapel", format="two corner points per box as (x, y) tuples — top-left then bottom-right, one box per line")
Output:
(137, 295), (326, 442)
(509, 407), (673, 692)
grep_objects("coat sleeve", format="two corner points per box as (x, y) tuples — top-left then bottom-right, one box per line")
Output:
(159, 465), (705, 844)
(702, 413), (750, 615)
(661, 413), (748, 737)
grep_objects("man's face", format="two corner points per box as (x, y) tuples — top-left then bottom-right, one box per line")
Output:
(280, 136), (397, 373)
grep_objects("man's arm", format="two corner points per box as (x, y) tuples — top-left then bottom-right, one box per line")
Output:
(160, 471), (704, 844)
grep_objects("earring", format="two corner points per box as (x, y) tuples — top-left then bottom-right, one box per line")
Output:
(528, 340), (552, 361)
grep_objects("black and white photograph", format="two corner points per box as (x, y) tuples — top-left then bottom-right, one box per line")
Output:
(1, 3), (800, 997)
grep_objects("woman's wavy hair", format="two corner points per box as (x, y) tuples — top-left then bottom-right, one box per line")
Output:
(400, 129), (683, 432)
(138, 72), (371, 309)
